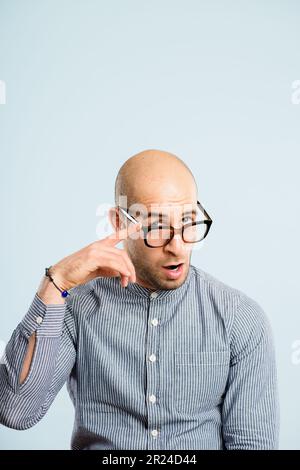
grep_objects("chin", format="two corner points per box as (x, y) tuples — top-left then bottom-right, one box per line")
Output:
(159, 275), (187, 290)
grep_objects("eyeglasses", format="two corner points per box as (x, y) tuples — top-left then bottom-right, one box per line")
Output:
(117, 200), (212, 248)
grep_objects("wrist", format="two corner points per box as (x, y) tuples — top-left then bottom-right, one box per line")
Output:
(46, 265), (72, 293)
(37, 276), (66, 305)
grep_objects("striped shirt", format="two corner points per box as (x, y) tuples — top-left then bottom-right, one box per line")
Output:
(0, 264), (279, 449)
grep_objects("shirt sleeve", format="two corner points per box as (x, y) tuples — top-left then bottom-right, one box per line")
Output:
(0, 292), (76, 430)
(221, 294), (280, 449)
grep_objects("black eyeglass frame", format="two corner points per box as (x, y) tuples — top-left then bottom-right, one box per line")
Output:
(117, 200), (213, 248)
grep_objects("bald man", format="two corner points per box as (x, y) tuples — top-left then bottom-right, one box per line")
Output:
(0, 149), (279, 450)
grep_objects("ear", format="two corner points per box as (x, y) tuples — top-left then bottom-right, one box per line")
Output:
(109, 207), (125, 231)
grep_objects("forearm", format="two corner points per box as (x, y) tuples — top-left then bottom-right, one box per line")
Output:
(19, 275), (66, 384)
(0, 292), (75, 430)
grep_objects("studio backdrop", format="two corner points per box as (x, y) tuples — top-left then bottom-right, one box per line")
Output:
(0, 0), (299, 450)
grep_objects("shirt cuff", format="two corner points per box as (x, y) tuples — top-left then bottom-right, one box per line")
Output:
(20, 293), (67, 338)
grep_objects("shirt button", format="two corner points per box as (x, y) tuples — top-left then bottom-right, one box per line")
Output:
(151, 318), (159, 326)
(151, 429), (158, 438)
(149, 394), (156, 403)
(149, 353), (156, 362)
(36, 316), (43, 325)
(150, 292), (158, 299)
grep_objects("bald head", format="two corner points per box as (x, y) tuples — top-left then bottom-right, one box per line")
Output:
(112, 149), (199, 291)
(114, 149), (197, 208)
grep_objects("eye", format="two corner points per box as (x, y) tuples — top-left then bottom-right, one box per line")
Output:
(150, 221), (163, 229)
(182, 216), (193, 224)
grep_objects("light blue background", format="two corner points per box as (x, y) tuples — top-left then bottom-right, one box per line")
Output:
(0, 0), (299, 449)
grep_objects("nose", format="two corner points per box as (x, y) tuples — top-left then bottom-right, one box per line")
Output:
(164, 231), (185, 254)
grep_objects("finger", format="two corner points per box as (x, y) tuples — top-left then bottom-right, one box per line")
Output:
(100, 255), (131, 288)
(104, 247), (136, 282)
(96, 253), (131, 287)
(99, 251), (132, 278)
(107, 260), (130, 288)
(119, 251), (136, 283)
(120, 274), (129, 288)
(104, 222), (142, 246)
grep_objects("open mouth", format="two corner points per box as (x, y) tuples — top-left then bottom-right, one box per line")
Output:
(164, 263), (183, 271)
(162, 262), (184, 279)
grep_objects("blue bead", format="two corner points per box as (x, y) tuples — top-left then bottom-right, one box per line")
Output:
(61, 290), (69, 298)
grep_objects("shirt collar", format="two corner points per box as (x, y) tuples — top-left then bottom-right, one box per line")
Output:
(124, 264), (194, 301)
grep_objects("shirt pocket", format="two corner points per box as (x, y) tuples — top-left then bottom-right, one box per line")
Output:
(174, 351), (230, 414)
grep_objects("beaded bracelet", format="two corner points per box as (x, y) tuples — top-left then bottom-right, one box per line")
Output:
(45, 266), (70, 298)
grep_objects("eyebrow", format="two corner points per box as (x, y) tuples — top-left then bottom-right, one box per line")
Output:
(145, 209), (197, 219)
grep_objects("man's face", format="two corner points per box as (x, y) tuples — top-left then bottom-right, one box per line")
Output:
(123, 201), (197, 291)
